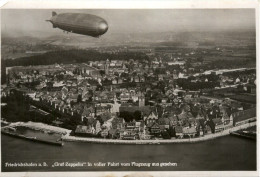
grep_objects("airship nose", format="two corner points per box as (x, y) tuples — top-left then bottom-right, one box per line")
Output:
(98, 21), (108, 34)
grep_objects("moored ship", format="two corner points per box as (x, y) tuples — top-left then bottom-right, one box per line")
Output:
(1, 126), (64, 146)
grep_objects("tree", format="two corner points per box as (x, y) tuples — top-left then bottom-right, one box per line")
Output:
(168, 126), (176, 137)
(133, 110), (142, 121)
(46, 82), (53, 88)
(99, 70), (105, 76)
(114, 72), (119, 77)
(197, 57), (204, 63)
(82, 117), (88, 125)
(77, 94), (82, 102)
(161, 130), (171, 139)
(157, 81), (166, 93)
(121, 72), (129, 78)
(96, 116), (104, 125)
(120, 111), (134, 122)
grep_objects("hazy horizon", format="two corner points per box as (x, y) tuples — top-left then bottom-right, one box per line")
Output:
(1, 9), (256, 38)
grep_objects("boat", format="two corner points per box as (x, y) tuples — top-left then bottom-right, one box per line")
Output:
(1, 128), (64, 146)
(230, 130), (256, 140)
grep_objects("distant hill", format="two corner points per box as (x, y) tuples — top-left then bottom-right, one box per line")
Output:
(4, 49), (149, 67)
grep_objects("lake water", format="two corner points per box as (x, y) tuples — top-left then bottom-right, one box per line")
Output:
(1, 134), (256, 172)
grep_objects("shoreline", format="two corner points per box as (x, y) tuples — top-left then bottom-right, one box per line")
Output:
(2, 120), (256, 145)
(62, 121), (256, 144)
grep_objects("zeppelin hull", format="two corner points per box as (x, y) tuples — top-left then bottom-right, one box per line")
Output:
(48, 12), (108, 37)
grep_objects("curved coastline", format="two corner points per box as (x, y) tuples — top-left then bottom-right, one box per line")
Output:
(61, 122), (256, 144)
(2, 121), (256, 145)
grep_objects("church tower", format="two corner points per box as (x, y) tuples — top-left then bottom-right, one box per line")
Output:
(139, 93), (145, 107)
(105, 59), (110, 75)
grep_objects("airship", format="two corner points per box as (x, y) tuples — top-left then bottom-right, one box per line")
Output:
(46, 11), (108, 37)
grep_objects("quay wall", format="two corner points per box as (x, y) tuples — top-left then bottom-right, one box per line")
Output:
(61, 121), (256, 144)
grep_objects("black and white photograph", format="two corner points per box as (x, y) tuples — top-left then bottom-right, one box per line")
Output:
(0, 1), (258, 176)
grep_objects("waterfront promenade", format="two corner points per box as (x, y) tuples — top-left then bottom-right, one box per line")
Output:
(62, 121), (256, 144)
(2, 120), (256, 145)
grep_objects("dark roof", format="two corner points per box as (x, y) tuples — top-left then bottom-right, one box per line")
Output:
(119, 106), (152, 116)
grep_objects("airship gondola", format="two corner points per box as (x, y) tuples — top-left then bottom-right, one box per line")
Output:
(46, 11), (108, 37)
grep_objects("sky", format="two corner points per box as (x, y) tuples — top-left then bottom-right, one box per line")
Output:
(1, 9), (256, 38)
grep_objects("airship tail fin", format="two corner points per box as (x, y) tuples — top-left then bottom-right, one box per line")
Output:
(52, 11), (57, 17)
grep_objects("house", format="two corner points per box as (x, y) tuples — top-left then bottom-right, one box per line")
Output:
(111, 117), (125, 129)
(101, 129), (109, 138)
(175, 126), (183, 138)
(134, 76), (140, 82)
(147, 122), (161, 136)
(140, 76), (145, 82)
(74, 125), (96, 137)
(221, 110), (231, 125)
(158, 118), (170, 129)
(212, 118), (224, 132)
(245, 84), (256, 94)
(178, 111), (194, 121)
(95, 104), (111, 116)
(102, 117), (113, 130)
(120, 92), (131, 102)
(168, 115), (178, 127)
(108, 129), (119, 139)
(125, 122), (136, 130)
(231, 108), (256, 126)
(118, 78), (123, 84)
(109, 99), (121, 113)
(188, 118), (197, 127)
(112, 78), (118, 85)
(81, 107), (95, 121)
(66, 93), (78, 103)
(144, 110), (158, 125)
(183, 127), (196, 138)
